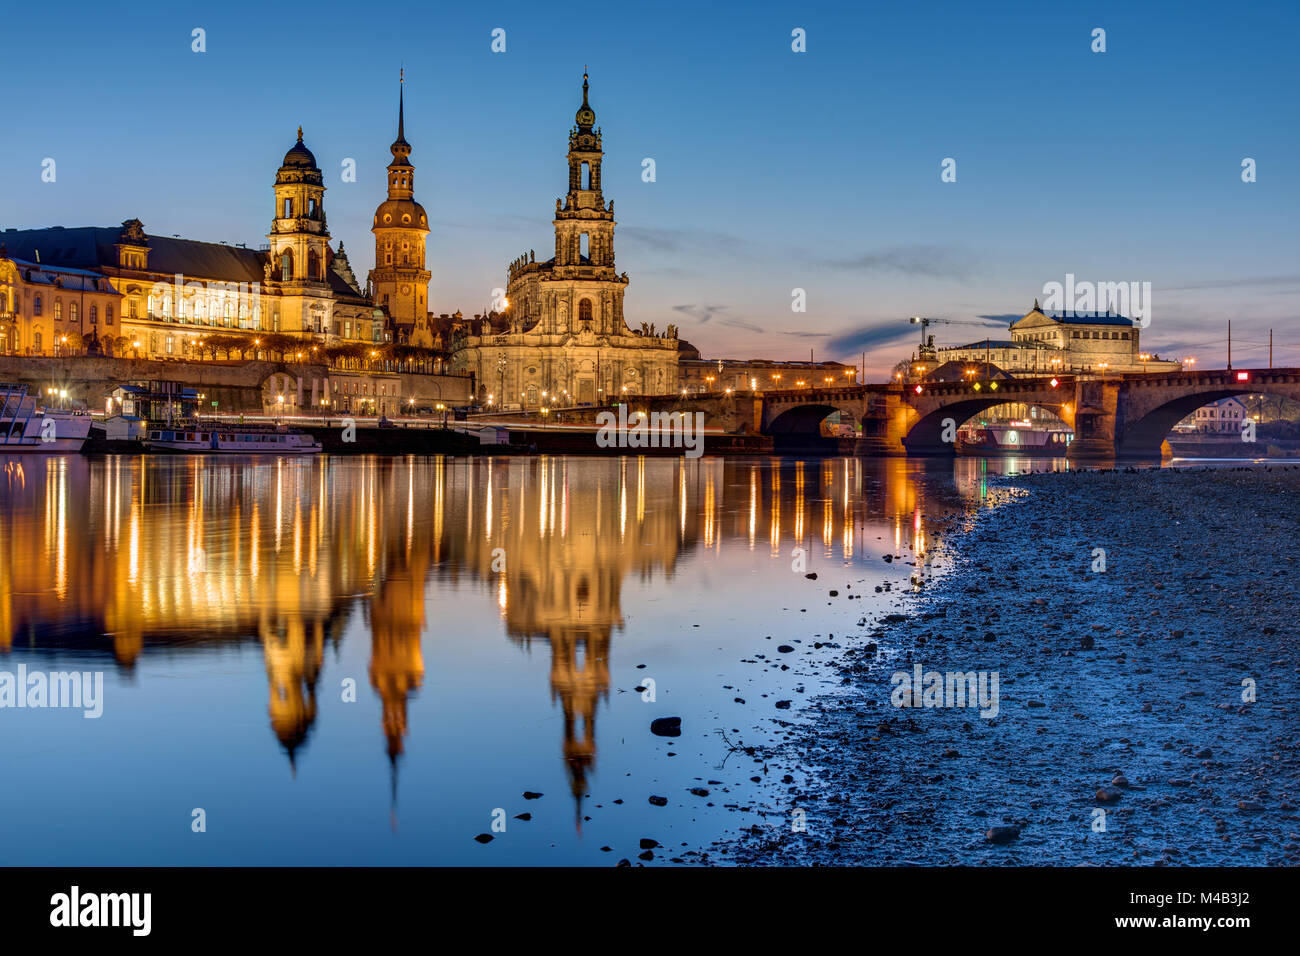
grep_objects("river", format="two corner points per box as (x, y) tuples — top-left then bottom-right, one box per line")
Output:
(0, 453), (1065, 865)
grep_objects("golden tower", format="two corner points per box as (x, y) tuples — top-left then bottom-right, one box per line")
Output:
(369, 73), (432, 347)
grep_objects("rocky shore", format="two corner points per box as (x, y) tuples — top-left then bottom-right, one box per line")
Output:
(711, 465), (1300, 866)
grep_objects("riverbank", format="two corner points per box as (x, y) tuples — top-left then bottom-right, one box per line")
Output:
(709, 464), (1300, 865)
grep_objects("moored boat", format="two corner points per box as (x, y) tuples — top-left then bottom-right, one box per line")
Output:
(957, 419), (1073, 454)
(143, 422), (322, 454)
(0, 383), (92, 453)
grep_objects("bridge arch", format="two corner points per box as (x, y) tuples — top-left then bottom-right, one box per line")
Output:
(904, 397), (1072, 454)
(764, 402), (860, 436)
(1117, 380), (1298, 456)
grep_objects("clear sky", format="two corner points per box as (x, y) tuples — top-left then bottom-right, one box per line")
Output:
(3, 0), (1297, 372)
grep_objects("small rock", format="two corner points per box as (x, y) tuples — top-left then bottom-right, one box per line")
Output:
(650, 717), (682, 737)
(649, 795), (668, 807)
(985, 825), (1020, 844)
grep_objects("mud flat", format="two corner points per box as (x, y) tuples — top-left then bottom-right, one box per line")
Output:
(711, 465), (1300, 865)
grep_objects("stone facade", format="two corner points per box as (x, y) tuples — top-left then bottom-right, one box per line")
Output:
(451, 74), (680, 407)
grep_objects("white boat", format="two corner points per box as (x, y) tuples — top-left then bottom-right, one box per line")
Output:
(144, 422), (322, 454)
(0, 383), (93, 453)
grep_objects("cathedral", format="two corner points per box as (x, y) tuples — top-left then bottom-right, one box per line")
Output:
(449, 73), (682, 407)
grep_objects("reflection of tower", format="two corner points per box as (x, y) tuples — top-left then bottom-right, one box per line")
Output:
(548, 625), (610, 818)
(261, 616), (325, 772)
(366, 488), (431, 800)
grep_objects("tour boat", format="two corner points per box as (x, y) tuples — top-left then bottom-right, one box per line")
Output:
(144, 422), (322, 454)
(0, 383), (93, 453)
(957, 420), (1073, 454)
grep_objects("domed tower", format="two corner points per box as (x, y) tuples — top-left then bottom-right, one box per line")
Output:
(369, 74), (432, 347)
(267, 127), (330, 289)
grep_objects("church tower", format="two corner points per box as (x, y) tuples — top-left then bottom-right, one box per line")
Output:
(266, 128), (333, 335)
(552, 73), (619, 300)
(369, 74), (432, 347)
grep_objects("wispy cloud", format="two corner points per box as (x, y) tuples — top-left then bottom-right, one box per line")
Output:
(622, 227), (757, 257)
(813, 244), (977, 280)
(1163, 274), (1300, 292)
(670, 302), (765, 333)
(824, 324), (922, 354)
(672, 303), (729, 323)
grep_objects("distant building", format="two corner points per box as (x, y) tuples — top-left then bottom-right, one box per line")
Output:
(678, 356), (856, 394)
(930, 301), (1181, 376)
(1178, 396), (1248, 434)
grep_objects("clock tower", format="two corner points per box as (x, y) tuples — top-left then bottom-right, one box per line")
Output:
(369, 74), (433, 346)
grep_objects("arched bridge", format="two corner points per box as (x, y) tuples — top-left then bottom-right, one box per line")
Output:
(525, 367), (1300, 460)
(759, 368), (1300, 459)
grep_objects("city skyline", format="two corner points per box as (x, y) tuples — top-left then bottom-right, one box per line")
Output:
(4, 0), (1297, 372)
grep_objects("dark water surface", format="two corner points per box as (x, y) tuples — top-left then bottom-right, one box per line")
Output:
(0, 453), (1060, 865)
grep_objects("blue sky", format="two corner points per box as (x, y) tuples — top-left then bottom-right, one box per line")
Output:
(3, 0), (1297, 371)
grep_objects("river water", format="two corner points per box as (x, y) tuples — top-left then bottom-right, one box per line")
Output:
(0, 453), (1064, 865)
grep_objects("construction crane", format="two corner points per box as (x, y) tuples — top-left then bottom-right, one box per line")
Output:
(908, 315), (1004, 362)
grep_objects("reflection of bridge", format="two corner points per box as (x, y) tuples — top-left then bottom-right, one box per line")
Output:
(616, 368), (1300, 459)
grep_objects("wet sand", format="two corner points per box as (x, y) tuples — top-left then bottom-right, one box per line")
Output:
(710, 465), (1300, 866)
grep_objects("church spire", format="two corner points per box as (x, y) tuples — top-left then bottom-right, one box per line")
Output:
(390, 70), (411, 168)
(575, 68), (595, 131)
(397, 68), (406, 144)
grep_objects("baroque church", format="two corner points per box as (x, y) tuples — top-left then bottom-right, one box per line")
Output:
(449, 73), (683, 407)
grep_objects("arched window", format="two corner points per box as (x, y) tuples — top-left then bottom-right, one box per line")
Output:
(578, 298), (593, 324)
(70, 302), (79, 323)
(54, 300), (63, 321)
(581, 161), (590, 189)
(308, 249), (321, 280)
(90, 305), (98, 324)
(281, 250), (293, 281)
(283, 198), (292, 218)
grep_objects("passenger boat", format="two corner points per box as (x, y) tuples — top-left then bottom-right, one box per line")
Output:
(0, 382), (93, 453)
(143, 422), (322, 454)
(957, 419), (1073, 454)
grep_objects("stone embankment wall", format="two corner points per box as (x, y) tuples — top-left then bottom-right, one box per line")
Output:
(0, 355), (472, 414)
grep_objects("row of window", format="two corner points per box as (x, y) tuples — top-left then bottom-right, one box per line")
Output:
(30, 295), (115, 325)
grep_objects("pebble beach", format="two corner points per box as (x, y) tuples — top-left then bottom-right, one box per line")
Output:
(712, 465), (1300, 866)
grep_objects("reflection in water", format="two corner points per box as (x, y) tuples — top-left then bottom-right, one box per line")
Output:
(0, 453), (1035, 820)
